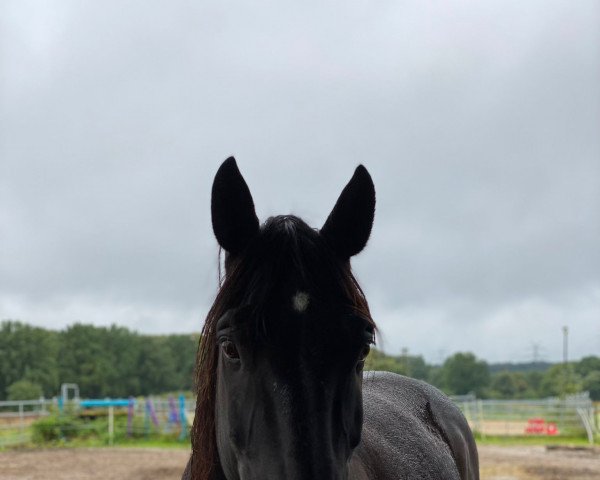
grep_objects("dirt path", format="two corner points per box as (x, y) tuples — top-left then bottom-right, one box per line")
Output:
(0, 445), (598, 479)
(0, 448), (191, 480)
(480, 445), (600, 480)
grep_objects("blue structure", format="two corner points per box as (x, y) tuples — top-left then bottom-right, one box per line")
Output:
(80, 399), (133, 408)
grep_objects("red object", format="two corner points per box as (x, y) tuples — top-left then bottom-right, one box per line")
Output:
(524, 418), (559, 435)
(546, 422), (558, 435)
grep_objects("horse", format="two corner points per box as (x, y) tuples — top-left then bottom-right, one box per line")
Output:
(183, 157), (479, 480)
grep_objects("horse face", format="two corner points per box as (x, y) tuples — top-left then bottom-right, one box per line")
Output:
(209, 158), (376, 480)
(214, 303), (373, 480)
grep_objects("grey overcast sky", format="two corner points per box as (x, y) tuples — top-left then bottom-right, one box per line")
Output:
(1, 1), (599, 363)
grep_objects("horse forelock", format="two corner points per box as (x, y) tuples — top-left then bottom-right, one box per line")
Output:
(190, 214), (375, 480)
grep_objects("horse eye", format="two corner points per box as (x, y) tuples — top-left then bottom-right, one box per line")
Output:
(221, 340), (240, 360)
(359, 344), (371, 361)
(356, 344), (370, 373)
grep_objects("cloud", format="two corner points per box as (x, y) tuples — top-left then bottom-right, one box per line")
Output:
(1, 0), (598, 362)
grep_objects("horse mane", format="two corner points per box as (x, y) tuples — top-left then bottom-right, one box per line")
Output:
(190, 216), (375, 480)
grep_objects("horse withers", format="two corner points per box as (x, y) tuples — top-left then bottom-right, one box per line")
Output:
(183, 158), (479, 480)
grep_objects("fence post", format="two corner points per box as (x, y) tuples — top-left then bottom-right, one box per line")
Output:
(464, 400), (471, 425)
(108, 406), (114, 446)
(18, 402), (24, 438)
(477, 399), (485, 439)
(179, 395), (187, 440)
(575, 407), (594, 445)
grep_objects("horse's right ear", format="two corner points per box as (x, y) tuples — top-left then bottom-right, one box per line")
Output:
(211, 157), (260, 255)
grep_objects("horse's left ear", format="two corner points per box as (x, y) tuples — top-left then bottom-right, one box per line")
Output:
(321, 165), (375, 259)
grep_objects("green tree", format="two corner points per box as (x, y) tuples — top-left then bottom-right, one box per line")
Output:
(523, 371), (544, 397)
(364, 349), (431, 381)
(489, 371), (531, 399)
(1, 321), (200, 398)
(490, 371), (517, 398)
(137, 337), (179, 395)
(0, 321), (59, 399)
(163, 334), (199, 391)
(540, 363), (582, 397)
(427, 366), (444, 389)
(58, 324), (116, 397)
(582, 371), (600, 401)
(365, 349), (408, 375)
(6, 379), (43, 400)
(405, 355), (430, 381)
(575, 356), (600, 378)
(101, 325), (143, 397)
(440, 352), (489, 396)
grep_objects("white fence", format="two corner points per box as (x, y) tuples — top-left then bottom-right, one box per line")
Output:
(452, 392), (598, 444)
(0, 396), (195, 447)
(0, 398), (54, 447)
(1, 392), (598, 447)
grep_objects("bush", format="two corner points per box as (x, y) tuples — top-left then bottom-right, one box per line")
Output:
(31, 414), (84, 443)
(6, 379), (43, 400)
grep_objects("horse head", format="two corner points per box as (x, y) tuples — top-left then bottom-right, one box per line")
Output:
(194, 157), (376, 480)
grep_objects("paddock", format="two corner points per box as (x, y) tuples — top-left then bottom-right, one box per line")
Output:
(1, 446), (599, 480)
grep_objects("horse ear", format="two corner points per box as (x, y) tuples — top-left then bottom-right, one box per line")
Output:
(321, 165), (375, 259)
(211, 157), (260, 254)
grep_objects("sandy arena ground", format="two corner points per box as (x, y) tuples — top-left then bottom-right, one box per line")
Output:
(0, 445), (599, 479)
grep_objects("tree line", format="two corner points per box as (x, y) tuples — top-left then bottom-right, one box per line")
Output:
(366, 349), (600, 400)
(1, 320), (598, 401)
(0, 321), (198, 400)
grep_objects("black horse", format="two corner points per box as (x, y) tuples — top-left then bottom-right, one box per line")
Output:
(183, 158), (479, 480)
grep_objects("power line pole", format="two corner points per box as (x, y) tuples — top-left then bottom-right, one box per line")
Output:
(401, 347), (409, 376)
(562, 326), (568, 365)
(531, 342), (541, 363)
